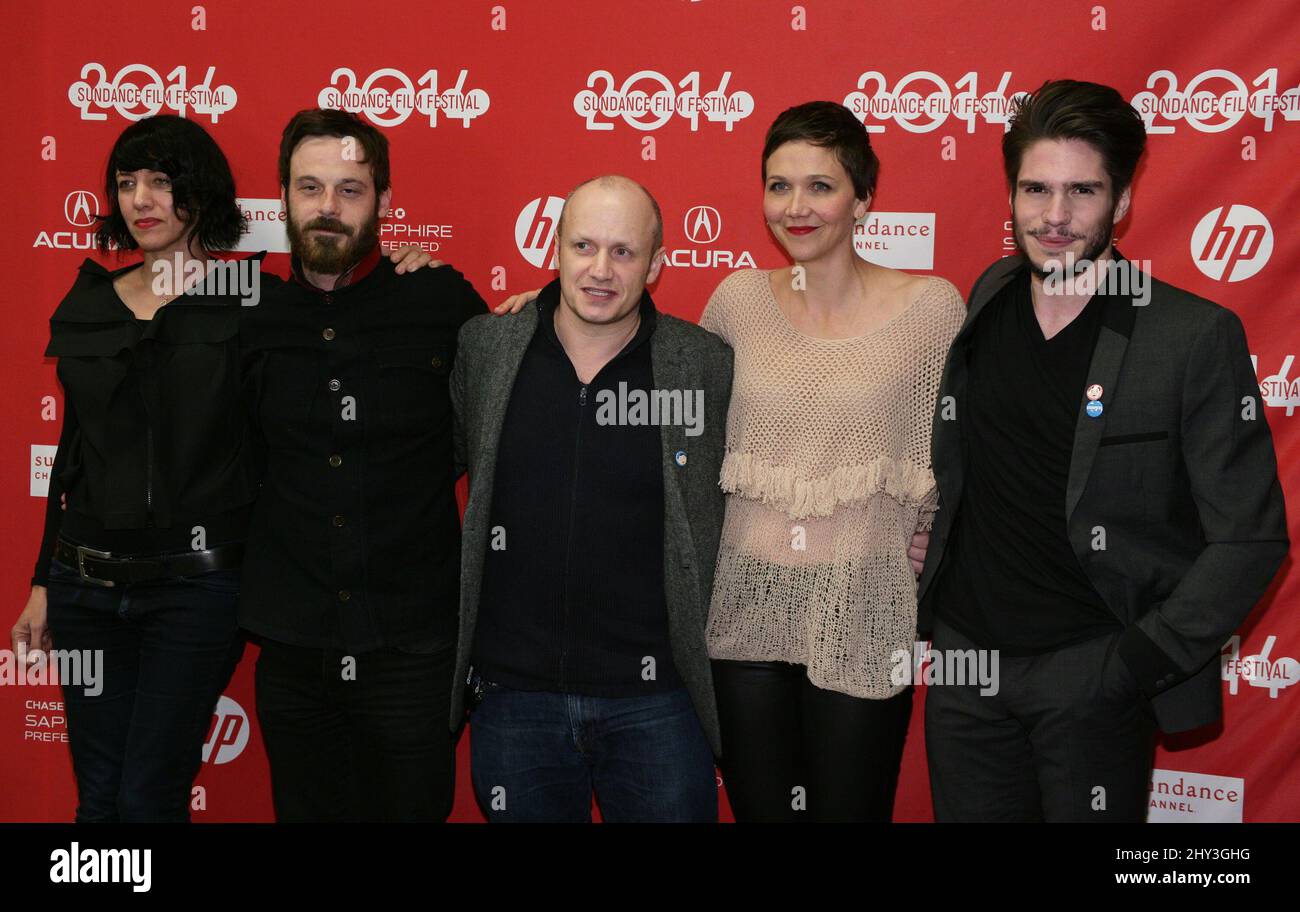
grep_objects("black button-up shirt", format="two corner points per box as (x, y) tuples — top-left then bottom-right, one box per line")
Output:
(239, 254), (486, 652)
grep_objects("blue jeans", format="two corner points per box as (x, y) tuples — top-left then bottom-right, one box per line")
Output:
(44, 558), (244, 822)
(469, 680), (718, 822)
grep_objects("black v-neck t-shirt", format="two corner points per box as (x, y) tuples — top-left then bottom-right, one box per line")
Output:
(932, 271), (1119, 655)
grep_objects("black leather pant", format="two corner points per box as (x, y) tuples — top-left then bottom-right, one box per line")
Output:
(711, 659), (913, 822)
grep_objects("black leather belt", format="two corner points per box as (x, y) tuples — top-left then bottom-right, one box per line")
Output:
(54, 538), (244, 587)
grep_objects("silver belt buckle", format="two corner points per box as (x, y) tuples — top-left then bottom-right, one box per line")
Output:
(76, 545), (117, 588)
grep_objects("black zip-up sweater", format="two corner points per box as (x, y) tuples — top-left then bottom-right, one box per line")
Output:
(471, 284), (682, 696)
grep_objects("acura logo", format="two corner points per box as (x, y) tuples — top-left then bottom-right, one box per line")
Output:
(684, 205), (720, 245)
(64, 190), (98, 228)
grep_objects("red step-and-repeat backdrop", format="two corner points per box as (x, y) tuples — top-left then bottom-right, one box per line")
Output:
(1, 0), (1296, 822)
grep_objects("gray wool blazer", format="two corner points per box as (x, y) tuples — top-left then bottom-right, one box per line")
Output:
(917, 254), (1288, 733)
(448, 295), (734, 756)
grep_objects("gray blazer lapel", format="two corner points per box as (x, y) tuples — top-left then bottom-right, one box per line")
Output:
(1066, 295), (1135, 519)
(471, 306), (539, 488)
(452, 305), (539, 730)
(651, 328), (696, 558)
(460, 305), (538, 622)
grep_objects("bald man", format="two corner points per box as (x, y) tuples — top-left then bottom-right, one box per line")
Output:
(449, 176), (734, 822)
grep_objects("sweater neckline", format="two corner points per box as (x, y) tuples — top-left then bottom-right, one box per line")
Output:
(761, 268), (930, 344)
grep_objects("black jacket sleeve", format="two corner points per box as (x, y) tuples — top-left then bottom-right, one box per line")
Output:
(31, 396), (78, 586)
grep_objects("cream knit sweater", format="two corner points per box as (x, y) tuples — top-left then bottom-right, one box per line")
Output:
(699, 268), (965, 699)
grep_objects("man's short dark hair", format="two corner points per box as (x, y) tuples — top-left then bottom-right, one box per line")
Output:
(278, 108), (391, 194)
(762, 101), (879, 199)
(1003, 80), (1147, 194)
(96, 114), (245, 253)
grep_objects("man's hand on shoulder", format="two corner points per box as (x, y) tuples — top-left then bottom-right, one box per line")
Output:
(493, 287), (540, 316)
(387, 246), (443, 274)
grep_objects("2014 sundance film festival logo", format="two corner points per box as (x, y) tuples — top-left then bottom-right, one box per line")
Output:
(1254, 354), (1300, 416)
(33, 189), (100, 251)
(318, 68), (489, 127)
(843, 67), (1299, 135)
(843, 70), (1030, 133)
(1190, 205), (1273, 282)
(515, 196), (565, 269)
(1222, 634), (1297, 699)
(574, 70), (754, 131)
(1132, 67), (1300, 133)
(68, 63), (237, 122)
(202, 695), (249, 765)
(665, 205), (756, 270)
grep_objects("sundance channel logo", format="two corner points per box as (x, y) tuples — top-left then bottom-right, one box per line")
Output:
(1147, 769), (1244, 823)
(31, 444), (57, 497)
(234, 198), (289, 254)
(854, 212), (935, 270)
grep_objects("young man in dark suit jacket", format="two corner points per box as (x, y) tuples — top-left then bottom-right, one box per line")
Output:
(917, 80), (1287, 821)
(449, 175), (733, 822)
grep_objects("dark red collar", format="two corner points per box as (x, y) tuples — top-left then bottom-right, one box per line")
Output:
(290, 243), (382, 294)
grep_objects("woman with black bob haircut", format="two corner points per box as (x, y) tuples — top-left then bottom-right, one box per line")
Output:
(94, 114), (246, 254)
(10, 114), (428, 822)
(7, 114), (265, 822)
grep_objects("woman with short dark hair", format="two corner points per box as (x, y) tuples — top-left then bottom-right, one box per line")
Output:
(700, 101), (965, 822)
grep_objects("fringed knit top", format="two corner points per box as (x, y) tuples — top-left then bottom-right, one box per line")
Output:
(699, 268), (966, 698)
